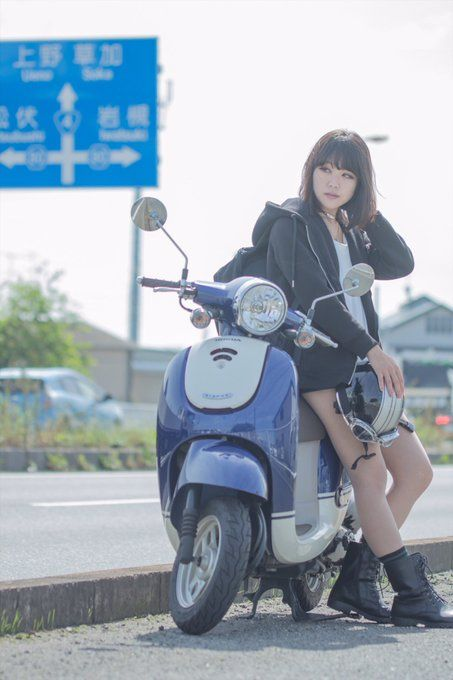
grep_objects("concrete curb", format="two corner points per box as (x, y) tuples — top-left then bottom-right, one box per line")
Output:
(1, 450), (451, 472)
(0, 565), (171, 634)
(1, 537), (452, 634)
(0, 448), (154, 472)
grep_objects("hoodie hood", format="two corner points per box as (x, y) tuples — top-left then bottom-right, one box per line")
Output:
(251, 197), (310, 247)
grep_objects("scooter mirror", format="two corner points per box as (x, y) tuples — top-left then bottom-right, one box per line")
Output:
(343, 263), (375, 297)
(130, 197), (168, 232)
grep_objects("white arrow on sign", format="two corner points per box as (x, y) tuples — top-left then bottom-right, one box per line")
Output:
(0, 144), (141, 172)
(0, 83), (142, 184)
(57, 83), (78, 112)
(110, 146), (141, 167)
(0, 147), (26, 169)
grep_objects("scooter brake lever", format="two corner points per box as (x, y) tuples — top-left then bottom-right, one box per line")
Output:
(153, 287), (181, 292)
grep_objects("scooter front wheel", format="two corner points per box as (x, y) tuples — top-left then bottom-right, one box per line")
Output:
(170, 496), (251, 635)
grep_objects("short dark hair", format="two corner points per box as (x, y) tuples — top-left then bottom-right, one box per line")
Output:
(299, 129), (377, 229)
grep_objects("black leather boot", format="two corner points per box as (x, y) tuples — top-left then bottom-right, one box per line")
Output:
(327, 541), (391, 623)
(386, 552), (453, 628)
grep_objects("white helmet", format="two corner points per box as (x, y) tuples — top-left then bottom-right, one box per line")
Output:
(335, 364), (406, 447)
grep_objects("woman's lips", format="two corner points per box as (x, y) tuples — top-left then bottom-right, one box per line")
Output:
(325, 192), (340, 199)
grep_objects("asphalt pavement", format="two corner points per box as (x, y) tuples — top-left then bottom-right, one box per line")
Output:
(1, 467), (452, 581)
(1, 572), (452, 680)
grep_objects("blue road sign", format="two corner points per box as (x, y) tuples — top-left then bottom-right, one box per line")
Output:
(0, 38), (158, 188)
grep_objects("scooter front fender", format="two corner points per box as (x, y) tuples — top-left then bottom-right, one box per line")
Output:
(170, 438), (268, 526)
(176, 438), (268, 498)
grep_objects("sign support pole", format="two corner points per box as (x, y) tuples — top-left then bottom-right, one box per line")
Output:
(127, 186), (141, 401)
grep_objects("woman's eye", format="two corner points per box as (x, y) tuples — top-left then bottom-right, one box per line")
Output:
(320, 166), (331, 173)
(343, 173), (355, 180)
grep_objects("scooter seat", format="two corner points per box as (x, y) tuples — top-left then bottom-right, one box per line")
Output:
(298, 397), (326, 442)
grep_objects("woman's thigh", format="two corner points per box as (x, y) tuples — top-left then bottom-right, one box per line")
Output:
(303, 389), (387, 491)
(380, 422), (433, 490)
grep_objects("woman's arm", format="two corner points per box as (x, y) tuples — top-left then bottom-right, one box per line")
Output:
(362, 212), (414, 280)
(269, 218), (378, 358)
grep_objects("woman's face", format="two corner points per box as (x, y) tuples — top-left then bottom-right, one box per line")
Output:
(313, 161), (358, 214)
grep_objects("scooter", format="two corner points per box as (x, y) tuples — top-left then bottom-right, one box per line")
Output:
(131, 197), (375, 635)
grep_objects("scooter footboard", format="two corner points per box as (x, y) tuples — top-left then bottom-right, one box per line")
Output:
(170, 438), (268, 527)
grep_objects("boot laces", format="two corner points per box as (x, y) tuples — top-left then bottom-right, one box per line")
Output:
(418, 554), (447, 605)
(376, 563), (391, 599)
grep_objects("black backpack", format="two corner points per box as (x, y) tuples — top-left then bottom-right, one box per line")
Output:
(213, 202), (305, 360)
(213, 245), (268, 283)
(213, 201), (297, 284)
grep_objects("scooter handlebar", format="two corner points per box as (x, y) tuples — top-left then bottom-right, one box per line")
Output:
(137, 276), (181, 289)
(311, 328), (338, 348)
(285, 309), (338, 349)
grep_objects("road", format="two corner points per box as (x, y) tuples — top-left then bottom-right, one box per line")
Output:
(1, 574), (452, 679)
(1, 467), (452, 581)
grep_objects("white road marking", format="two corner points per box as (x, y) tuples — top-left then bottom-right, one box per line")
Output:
(32, 498), (161, 508)
(0, 471), (157, 481)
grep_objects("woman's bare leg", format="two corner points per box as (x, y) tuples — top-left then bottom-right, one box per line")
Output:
(381, 426), (433, 529)
(303, 389), (403, 558)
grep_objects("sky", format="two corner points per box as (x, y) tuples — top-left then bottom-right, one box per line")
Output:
(1, 0), (452, 350)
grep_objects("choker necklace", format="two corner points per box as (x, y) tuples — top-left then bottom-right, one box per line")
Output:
(320, 209), (344, 243)
(320, 209), (337, 221)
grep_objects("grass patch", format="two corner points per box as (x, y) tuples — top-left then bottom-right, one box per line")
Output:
(76, 453), (96, 472)
(0, 405), (156, 470)
(0, 611), (22, 636)
(98, 450), (123, 471)
(0, 404), (156, 450)
(46, 452), (70, 471)
(436, 454), (453, 465)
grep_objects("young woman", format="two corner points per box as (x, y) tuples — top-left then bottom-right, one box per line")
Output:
(263, 129), (453, 627)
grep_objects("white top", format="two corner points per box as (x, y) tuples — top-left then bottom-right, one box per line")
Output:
(333, 239), (369, 333)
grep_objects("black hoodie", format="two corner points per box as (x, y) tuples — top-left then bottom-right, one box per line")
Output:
(252, 197), (414, 392)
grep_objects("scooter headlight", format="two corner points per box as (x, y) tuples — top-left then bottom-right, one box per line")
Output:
(233, 280), (288, 336)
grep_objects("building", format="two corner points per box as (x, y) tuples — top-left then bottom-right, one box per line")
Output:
(380, 295), (453, 414)
(73, 323), (179, 403)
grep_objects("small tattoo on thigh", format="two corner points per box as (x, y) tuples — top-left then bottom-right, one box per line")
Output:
(351, 451), (377, 470)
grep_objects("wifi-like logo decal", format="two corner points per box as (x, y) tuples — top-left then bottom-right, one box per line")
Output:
(210, 348), (238, 362)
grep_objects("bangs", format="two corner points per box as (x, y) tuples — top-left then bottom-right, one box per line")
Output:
(315, 138), (362, 177)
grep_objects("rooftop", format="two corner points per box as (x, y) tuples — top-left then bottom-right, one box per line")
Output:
(381, 295), (453, 331)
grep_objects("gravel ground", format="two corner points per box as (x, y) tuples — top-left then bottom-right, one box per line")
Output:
(1, 572), (452, 680)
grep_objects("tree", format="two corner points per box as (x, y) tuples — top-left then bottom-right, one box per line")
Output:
(0, 266), (92, 373)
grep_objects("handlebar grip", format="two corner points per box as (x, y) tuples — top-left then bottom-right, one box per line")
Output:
(138, 277), (180, 288)
(313, 329), (338, 348)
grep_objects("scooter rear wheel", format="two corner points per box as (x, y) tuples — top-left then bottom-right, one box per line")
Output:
(170, 496), (251, 635)
(292, 572), (325, 612)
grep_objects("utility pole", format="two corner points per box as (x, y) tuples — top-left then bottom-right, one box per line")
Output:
(125, 78), (174, 401)
(129, 187), (142, 344)
(126, 187), (142, 402)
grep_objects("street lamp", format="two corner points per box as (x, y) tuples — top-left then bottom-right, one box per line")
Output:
(363, 135), (390, 144)
(364, 135), (389, 144)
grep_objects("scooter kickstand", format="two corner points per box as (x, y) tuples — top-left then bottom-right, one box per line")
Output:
(245, 580), (274, 619)
(245, 577), (310, 621)
(245, 576), (287, 619)
(283, 580), (310, 622)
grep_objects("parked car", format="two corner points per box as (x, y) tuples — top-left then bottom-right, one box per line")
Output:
(0, 367), (123, 428)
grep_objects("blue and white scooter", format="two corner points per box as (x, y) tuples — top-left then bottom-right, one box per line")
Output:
(131, 197), (374, 635)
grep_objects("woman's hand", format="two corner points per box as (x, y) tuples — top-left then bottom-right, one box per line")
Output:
(366, 345), (404, 398)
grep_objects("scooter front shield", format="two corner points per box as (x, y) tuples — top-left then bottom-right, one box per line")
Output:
(170, 438), (268, 529)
